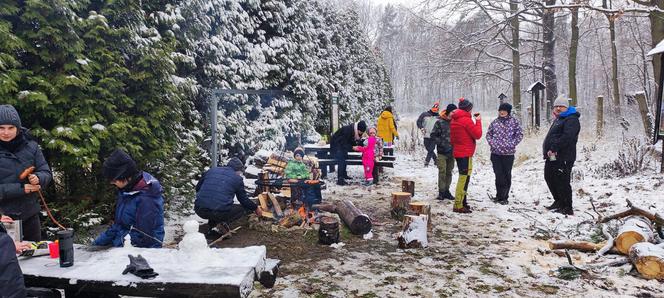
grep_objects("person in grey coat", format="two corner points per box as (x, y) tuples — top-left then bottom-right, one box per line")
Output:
(0, 105), (52, 241)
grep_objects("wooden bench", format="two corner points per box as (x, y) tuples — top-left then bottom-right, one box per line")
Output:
(317, 159), (394, 182)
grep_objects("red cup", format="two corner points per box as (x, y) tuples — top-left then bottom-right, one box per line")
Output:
(48, 242), (59, 259)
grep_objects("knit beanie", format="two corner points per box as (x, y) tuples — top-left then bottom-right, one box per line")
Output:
(227, 157), (245, 172)
(553, 96), (570, 108)
(431, 102), (440, 113)
(293, 147), (305, 158)
(103, 149), (138, 181)
(0, 105), (21, 128)
(357, 120), (367, 133)
(446, 104), (457, 115)
(458, 97), (473, 112)
(498, 103), (513, 114)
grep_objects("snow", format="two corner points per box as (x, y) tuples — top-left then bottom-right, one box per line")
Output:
(647, 38), (664, 56)
(76, 59), (88, 65)
(92, 124), (105, 131)
(177, 220), (208, 253)
(399, 215), (428, 248)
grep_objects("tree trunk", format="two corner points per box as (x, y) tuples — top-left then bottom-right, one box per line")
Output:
(542, 0), (558, 114)
(629, 242), (664, 279)
(609, 15), (621, 114)
(635, 92), (654, 137)
(408, 201), (431, 231)
(391, 192), (411, 220)
(335, 200), (372, 235)
(597, 96), (605, 137)
(510, 0), (522, 117)
(615, 216), (655, 255)
(649, 1), (664, 98)
(397, 215), (428, 249)
(401, 180), (415, 196)
(568, 5), (580, 106)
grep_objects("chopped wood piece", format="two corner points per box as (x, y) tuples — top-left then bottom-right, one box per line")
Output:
(408, 201), (431, 231)
(548, 240), (604, 252)
(391, 192), (411, 220)
(397, 215), (428, 249)
(615, 216), (654, 255)
(401, 180), (415, 196)
(629, 242), (664, 280)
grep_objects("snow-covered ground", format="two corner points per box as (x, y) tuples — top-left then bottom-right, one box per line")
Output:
(253, 115), (664, 297)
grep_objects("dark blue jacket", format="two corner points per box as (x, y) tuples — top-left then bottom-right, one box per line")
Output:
(330, 124), (357, 153)
(93, 172), (165, 248)
(0, 223), (26, 298)
(0, 129), (52, 220)
(543, 107), (581, 163)
(195, 167), (257, 212)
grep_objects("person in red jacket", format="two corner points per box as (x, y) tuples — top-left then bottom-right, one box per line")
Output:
(450, 98), (482, 213)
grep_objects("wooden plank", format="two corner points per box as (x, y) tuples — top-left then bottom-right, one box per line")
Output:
(258, 193), (270, 211)
(267, 192), (283, 217)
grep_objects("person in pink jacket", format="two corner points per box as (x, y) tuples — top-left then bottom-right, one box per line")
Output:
(354, 127), (379, 186)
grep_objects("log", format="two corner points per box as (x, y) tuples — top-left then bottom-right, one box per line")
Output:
(267, 193), (283, 217)
(401, 180), (415, 196)
(548, 240), (604, 253)
(258, 193), (270, 211)
(629, 242), (664, 280)
(391, 192), (411, 220)
(615, 216), (654, 255)
(334, 200), (372, 235)
(408, 201), (431, 231)
(318, 216), (340, 245)
(312, 203), (337, 213)
(278, 213), (301, 228)
(397, 215), (428, 249)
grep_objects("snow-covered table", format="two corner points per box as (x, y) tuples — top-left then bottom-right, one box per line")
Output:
(19, 245), (279, 298)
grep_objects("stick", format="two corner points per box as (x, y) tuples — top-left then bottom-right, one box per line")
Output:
(599, 199), (664, 226)
(208, 226), (242, 247)
(596, 224), (614, 257)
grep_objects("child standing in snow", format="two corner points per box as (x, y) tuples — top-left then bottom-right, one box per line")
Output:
(354, 127), (379, 186)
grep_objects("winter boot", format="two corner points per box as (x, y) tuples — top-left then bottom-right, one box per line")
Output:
(554, 207), (574, 216)
(436, 191), (445, 201)
(545, 201), (561, 210)
(443, 190), (455, 200)
(497, 199), (508, 205)
(453, 207), (472, 213)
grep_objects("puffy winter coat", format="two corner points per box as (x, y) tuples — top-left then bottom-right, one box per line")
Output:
(377, 111), (398, 143)
(195, 166), (257, 212)
(330, 124), (358, 153)
(93, 172), (165, 248)
(543, 107), (581, 163)
(0, 129), (52, 220)
(486, 116), (523, 155)
(417, 110), (438, 138)
(450, 109), (482, 158)
(355, 136), (377, 165)
(0, 223), (25, 298)
(430, 118), (453, 156)
(284, 160), (311, 179)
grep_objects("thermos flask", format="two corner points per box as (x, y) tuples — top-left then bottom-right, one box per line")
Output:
(57, 229), (74, 267)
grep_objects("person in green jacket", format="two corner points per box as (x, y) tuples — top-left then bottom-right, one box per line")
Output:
(284, 147), (311, 180)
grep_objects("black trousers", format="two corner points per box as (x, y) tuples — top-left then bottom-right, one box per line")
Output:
(490, 154), (515, 201)
(544, 160), (574, 209)
(195, 205), (247, 228)
(334, 149), (349, 183)
(22, 213), (41, 242)
(423, 138), (437, 165)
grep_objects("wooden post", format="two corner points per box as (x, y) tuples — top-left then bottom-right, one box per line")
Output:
(401, 180), (415, 196)
(596, 96), (604, 137)
(635, 92), (653, 138)
(390, 192), (411, 220)
(409, 201), (431, 231)
(527, 106), (533, 129)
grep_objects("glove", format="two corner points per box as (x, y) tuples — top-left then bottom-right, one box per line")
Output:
(122, 254), (158, 279)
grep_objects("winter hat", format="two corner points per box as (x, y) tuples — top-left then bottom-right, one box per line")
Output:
(103, 149), (138, 181)
(0, 105), (21, 128)
(431, 102), (440, 113)
(498, 103), (513, 114)
(293, 147), (305, 158)
(458, 97), (473, 112)
(384, 106), (393, 113)
(553, 96), (570, 108)
(357, 120), (367, 133)
(227, 157), (245, 172)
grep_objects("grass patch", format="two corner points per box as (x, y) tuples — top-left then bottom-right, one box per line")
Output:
(532, 284), (559, 295)
(382, 275), (397, 285)
(479, 263), (503, 277)
(556, 267), (581, 280)
(493, 285), (510, 293)
(471, 284), (492, 293)
(359, 292), (379, 298)
(589, 226), (605, 243)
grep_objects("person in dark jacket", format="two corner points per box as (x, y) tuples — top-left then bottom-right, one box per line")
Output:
(329, 121), (367, 185)
(417, 102), (440, 167)
(430, 104), (457, 201)
(486, 103), (523, 205)
(0, 105), (52, 242)
(542, 97), (580, 215)
(450, 98), (482, 213)
(0, 217), (27, 298)
(195, 157), (261, 234)
(93, 149), (165, 248)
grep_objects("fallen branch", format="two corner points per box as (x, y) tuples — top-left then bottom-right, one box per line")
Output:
(599, 199), (664, 226)
(596, 224), (615, 257)
(549, 240), (605, 252)
(208, 227), (242, 247)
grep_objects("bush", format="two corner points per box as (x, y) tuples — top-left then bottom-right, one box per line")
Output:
(597, 137), (656, 177)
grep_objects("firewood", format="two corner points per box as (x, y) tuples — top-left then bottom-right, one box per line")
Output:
(615, 216), (654, 255)
(629, 242), (664, 280)
(397, 215), (428, 249)
(258, 192), (270, 211)
(401, 180), (415, 196)
(312, 203), (337, 213)
(335, 200), (372, 235)
(267, 192), (283, 217)
(408, 201), (431, 231)
(548, 240), (604, 252)
(391, 192), (411, 220)
(278, 213), (301, 228)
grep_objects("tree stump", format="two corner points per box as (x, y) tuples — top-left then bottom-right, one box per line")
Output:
(335, 200), (372, 235)
(409, 201), (431, 231)
(318, 216), (340, 245)
(629, 242), (664, 280)
(401, 180), (415, 196)
(615, 216), (654, 255)
(391, 192), (411, 220)
(397, 215), (428, 249)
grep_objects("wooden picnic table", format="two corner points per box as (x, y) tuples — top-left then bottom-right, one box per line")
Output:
(19, 245), (279, 298)
(303, 144), (395, 181)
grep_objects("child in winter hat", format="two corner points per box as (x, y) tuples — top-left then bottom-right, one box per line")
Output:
(458, 97), (473, 112)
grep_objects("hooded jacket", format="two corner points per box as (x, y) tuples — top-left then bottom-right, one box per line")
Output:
(93, 172), (165, 248)
(377, 111), (398, 143)
(430, 117), (453, 156)
(486, 115), (523, 155)
(543, 107), (581, 163)
(417, 110), (439, 138)
(0, 128), (52, 220)
(450, 109), (483, 158)
(195, 166), (257, 213)
(0, 223), (25, 297)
